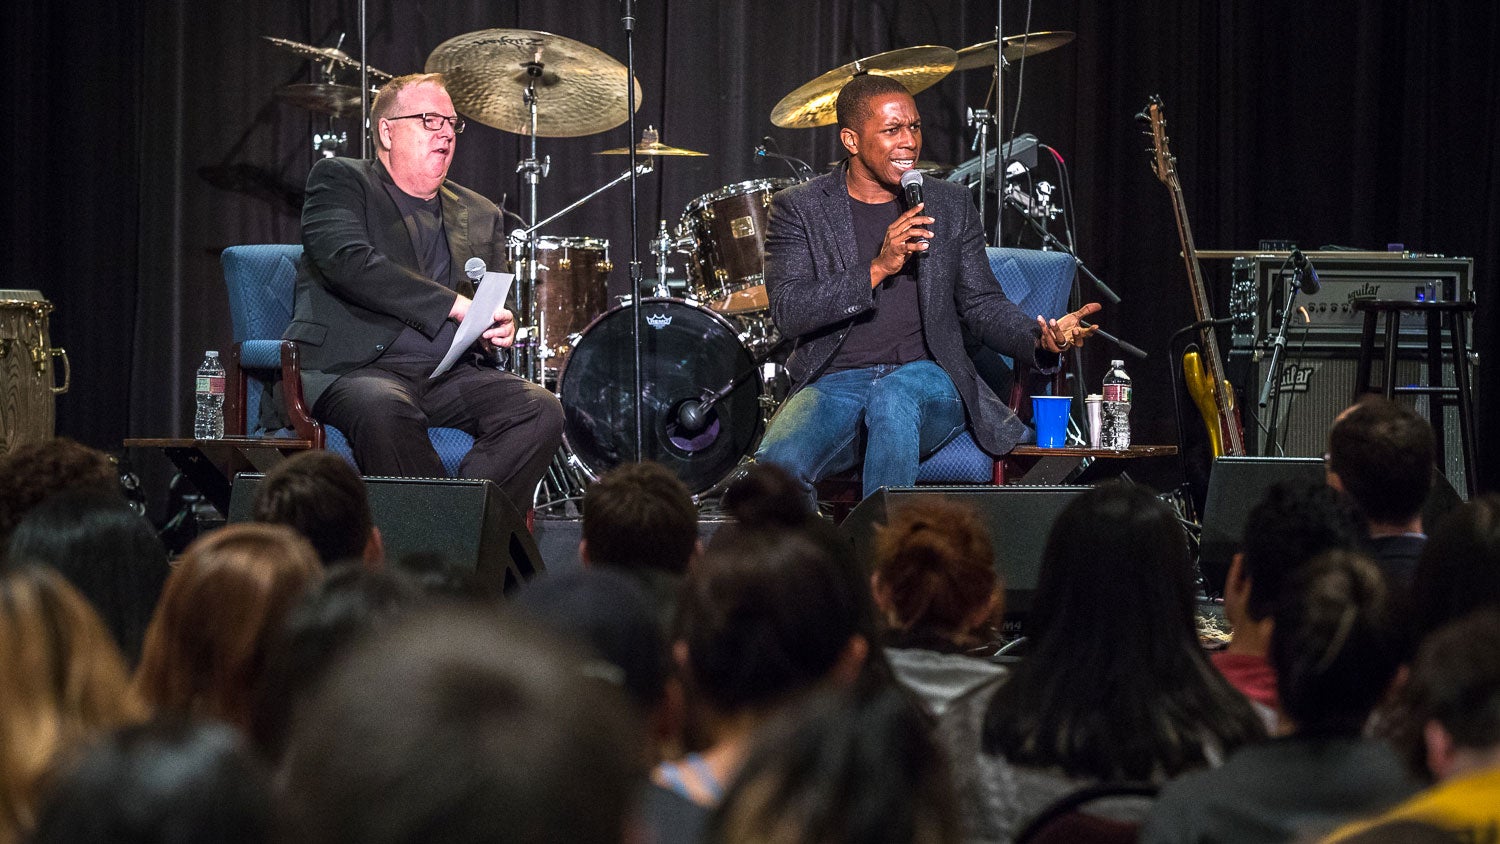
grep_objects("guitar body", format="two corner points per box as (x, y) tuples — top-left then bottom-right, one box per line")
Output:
(1182, 349), (1243, 458)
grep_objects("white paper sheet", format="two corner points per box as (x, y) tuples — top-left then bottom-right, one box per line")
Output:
(429, 270), (515, 378)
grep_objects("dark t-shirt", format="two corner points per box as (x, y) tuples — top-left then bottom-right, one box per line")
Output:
(380, 180), (458, 361)
(825, 196), (930, 372)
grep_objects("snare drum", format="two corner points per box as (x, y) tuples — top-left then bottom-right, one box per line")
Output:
(679, 179), (794, 314)
(516, 236), (611, 374)
(0, 290), (69, 454)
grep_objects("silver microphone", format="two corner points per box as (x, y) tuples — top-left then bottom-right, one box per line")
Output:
(464, 257), (487, 281)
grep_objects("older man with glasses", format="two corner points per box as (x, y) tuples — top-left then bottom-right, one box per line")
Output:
(285, 72), (563, 512)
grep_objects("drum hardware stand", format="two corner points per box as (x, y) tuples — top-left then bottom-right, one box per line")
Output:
(966, 107), (993, 236)
(513, 54), (553, 385)
(650, 221), (679, 298)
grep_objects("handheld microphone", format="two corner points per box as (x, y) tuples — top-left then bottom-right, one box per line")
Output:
(464, 257), (487, 281)
(900, 169), (924, 208)
(1290, 248), (1320, 295)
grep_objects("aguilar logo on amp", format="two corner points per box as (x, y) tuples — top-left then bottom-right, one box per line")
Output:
(1276, 363), (1317, 394)
(1345, 281), (1380, 305)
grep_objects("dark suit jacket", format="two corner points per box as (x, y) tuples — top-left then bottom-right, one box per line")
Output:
(286, 156), (507, 409)
(763, 165), (1050, 456)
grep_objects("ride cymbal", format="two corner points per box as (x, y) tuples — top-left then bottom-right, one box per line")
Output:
(771, 45), (958, 129)
(262, 36), (393, 80)
(425, 29), (643, 137)
(953, 31), (1076, 72)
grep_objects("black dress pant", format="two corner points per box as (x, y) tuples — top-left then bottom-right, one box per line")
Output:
(314, 356), (563, 512)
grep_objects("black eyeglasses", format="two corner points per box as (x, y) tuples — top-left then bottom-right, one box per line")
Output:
(386, 112), (465, 133)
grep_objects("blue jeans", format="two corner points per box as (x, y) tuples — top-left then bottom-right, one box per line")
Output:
(755, 360), (966, 500)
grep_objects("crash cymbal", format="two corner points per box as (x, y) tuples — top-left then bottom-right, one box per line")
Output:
(953, 31), (1076, 72)
(597, 128), (706, 156)
(771, 45), (958, 129)
(425, 29), (643, 138)
(262, 36), (393, 80)
(274, 83), (365, 116)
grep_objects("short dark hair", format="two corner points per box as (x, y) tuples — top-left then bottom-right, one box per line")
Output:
(1270, 550), (1401, 736)
(31, 718), (273, 844)
(1407, 609), (1500, 752)
(252, 451), (373, 565)
(0, 437), (119, 545)
(370, 72), (447, 123)
(279, 608), (642, 844)
(1240, 479), (1363, 620)
(1405, 494), (1500, 647)
(835, 73), (912, 130)
(582, 461), (697, 576)
(1328, 396), (1435, 523)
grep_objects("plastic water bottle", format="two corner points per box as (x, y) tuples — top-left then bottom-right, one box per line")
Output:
(1101, 359), (1132, 451)
(194, 351), (226, 439)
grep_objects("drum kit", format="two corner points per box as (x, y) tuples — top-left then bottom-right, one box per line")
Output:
(264, 26), (1076, 502)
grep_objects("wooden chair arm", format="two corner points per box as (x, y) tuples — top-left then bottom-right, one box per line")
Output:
(279, 341), (325, 448)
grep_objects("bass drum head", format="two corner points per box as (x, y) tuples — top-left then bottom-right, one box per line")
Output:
(559, 299), (763, 496)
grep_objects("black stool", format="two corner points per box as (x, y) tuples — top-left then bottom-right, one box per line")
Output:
(1352, 299), (1477, 496)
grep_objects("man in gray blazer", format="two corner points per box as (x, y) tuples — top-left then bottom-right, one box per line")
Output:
(286, 73), (563, 511)
(756, 74), (1098, 499)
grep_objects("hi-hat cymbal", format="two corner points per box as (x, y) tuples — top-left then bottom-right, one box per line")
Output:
(262, 36), (393, 80)
(425, 29), (643, 138)
(953, 31), (1076, 71)
(275, 83), (365, 116)
(597, 142), (707, 157)
(771, 45), (958, 129)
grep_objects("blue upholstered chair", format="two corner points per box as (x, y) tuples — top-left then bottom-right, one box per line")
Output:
(912, 246), (1078, 484)
(220, 244), (473, 476)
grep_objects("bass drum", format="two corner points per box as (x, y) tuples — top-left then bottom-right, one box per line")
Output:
(559, 299), (763, 496)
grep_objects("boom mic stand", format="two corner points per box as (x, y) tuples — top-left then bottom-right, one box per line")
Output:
(1256, 254), (1308, 450)
(622, 0), (644, 463)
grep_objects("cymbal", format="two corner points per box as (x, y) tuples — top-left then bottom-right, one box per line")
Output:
(953, 31), (1076, 72)
(771, 45), (958, 129)
(425, 29), (643, 138)
(597, 128), (706, 157)
(826, 158), (951, 174)
(262, 36), (393, 80)
(274, 83), (365, 116)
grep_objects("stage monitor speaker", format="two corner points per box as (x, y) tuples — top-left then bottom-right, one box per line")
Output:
(228, 474), (542, 593)
(841, 486), (1088, 627)
(1199, 457), (1325, 595)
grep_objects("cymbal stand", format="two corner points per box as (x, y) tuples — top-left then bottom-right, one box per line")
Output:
(514, 56), (551, 384)
(622, 0), (644, 462)
(966, 107), (993, 241)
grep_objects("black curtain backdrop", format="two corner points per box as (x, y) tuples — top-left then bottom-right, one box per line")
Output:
(8, 0), (1499, 497)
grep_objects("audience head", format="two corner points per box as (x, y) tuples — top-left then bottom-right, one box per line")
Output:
(133, 523), (323, 729)
(250, 564), (418, 761)
(251, 450), (377, 566)
(1235, 478), (1363, 622)
(871, 497), (1001, 647)
(1405, 609), (1500, 781)
(0, 566), (144, 838)
(280, 607), (641, 844)
(6, 489), (170, 664)
(30, 718), (273, 844)
(1327, 396), (1434, 526)
(0, 437), (120, 545)
(708, 687), (961, 844)
(1271, 549), (1401, 737)
(581, 460), (699, 577)
(984, 482), (1262, 780)
(1405, 495), (1500, 648)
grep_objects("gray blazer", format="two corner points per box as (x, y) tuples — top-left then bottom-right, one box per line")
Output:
(285, 156), (506, 409)
(763, 165), (1051, 456)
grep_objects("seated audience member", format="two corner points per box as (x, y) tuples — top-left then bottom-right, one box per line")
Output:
(514, 568), (704, 844)
(279, 608), (642, 844)
(29, 718), (273, 844)
(0, 437), (120, 546)
(1215, 479), (1363, 726)
(1404, 494), (1500, 649)
(1143, 550), (1418, 843)
(708, 686), (961, 844)
(0, 567), (146, 844)
(581, 460), (700, 622)
(939, 483), (1264, 842)
(662, 479), (877, 808)
(1325, 610), (1500, 842)
(870, 497), (1007, 717)
(1326, 396), (1436, 587)
(5, 489), (171, 665)
(133, 523), (323, 731)
(249, 565), (418, 762)
(250, 450), (381, 567)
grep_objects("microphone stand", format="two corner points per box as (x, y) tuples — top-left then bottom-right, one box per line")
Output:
(966, 107), (993, 238)
(1256, 258), (1307, 450)
(622, 0), (644, 463)
(1004, 193), (1122, 305)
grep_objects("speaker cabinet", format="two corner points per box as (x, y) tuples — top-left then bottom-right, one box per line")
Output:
(1198, 457), (1327, 595)
(229, 474), (542, 593)
(841, 486), (1088, 626)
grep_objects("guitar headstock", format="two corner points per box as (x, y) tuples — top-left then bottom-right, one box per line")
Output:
(1140, 95), (1174, 187)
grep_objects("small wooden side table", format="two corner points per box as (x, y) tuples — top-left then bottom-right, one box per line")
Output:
(999, 444), (1179, 485)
